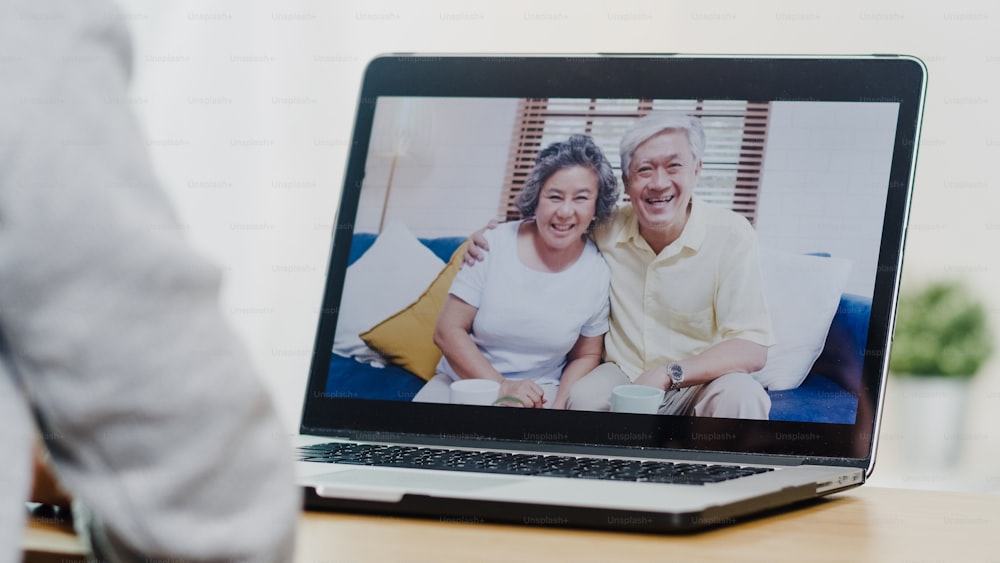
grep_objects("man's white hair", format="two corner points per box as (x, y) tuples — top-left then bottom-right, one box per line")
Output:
(619, 111), (706, 179)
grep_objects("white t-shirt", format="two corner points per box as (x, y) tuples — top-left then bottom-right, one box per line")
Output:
(437, 220), (611, 385)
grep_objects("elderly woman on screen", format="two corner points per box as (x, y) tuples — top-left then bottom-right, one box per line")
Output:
(412, 135), (618, 408)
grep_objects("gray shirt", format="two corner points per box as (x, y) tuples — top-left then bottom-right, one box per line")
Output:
(0, 1), (297, 560)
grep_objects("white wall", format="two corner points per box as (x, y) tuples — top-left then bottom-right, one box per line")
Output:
(755, 101), (899, 297)
(356, 97), (518, 238)
(116, 1), (1000, 489)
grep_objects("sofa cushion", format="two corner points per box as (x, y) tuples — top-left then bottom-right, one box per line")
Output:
(325, 354), (424, 401)
(750, 248), (853, 391)
(361, 242), (468, 381)
(811, 293), (871, 395)
(767, 372), (859, 423)
(331, 223), (445, 365)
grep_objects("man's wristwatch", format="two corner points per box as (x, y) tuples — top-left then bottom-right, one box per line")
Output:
(665, 363), (684, 391)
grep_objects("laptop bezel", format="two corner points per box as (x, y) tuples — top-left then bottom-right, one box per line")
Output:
(301, 54), (926, 470)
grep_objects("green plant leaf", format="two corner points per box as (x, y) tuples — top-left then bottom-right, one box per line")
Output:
(888, 280), (993, 377)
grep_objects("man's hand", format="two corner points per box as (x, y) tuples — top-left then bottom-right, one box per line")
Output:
(635, 364), (670, 392)
(498, 378), (546, 408)
(31, 443), (72, 508)
(463, 219), (498, 266)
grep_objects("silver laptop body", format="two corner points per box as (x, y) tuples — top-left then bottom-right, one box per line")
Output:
(294, 54), (925, 531)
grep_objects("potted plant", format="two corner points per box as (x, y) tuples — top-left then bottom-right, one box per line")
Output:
(889, 280), (994, 468)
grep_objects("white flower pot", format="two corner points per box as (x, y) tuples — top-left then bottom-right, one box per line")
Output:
(893, 376), (971, 470)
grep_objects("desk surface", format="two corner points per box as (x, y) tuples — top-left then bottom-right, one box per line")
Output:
(24, 487), (1000, 561)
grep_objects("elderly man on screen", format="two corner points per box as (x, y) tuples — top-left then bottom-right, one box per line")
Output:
(469, 112), (774, 419)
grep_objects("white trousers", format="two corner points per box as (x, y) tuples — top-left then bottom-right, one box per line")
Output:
(414, 373), (559, 408)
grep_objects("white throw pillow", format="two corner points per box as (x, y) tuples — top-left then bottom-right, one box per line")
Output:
(331, 222), (445, 366)
(750, 249), (853, 391)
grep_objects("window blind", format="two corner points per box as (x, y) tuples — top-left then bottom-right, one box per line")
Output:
(499, 98), (770, 225)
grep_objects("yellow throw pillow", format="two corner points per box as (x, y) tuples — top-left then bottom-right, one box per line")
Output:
(360, 242), (469, 381)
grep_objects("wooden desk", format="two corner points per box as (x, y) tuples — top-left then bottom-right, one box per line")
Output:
(24, 487), (1000, 561)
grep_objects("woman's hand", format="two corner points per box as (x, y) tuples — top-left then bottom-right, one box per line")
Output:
(463, 219), (498, 266)
(497, 378), (546, 408)
(551, 334), (604, 411)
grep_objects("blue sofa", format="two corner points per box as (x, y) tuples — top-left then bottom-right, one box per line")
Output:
(326, 234), (868, 424)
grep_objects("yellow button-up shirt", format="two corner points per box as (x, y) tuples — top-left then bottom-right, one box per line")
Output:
(592, 198), (774, 381)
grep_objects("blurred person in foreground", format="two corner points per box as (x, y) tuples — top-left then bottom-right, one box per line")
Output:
(0, 1), (298, 560)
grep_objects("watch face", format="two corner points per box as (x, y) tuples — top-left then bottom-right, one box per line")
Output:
(669, 364), (683, 382)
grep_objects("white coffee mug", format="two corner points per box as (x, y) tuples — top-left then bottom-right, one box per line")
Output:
(450, 379), (501, 406)
(610, 384), (665, 414)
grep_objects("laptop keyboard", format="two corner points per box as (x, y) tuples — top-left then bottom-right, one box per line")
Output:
(299, 443), (773, 485)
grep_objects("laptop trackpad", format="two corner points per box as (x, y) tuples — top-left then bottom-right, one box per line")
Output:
(312, 468), (519, 500)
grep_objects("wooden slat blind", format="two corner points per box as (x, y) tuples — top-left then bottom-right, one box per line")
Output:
(499, 99), (770, 225)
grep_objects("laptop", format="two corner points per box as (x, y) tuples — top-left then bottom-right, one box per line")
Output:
(295, 54), (926, 531)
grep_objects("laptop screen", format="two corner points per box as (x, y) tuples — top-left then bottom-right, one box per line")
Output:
(302, 56), (925, 464)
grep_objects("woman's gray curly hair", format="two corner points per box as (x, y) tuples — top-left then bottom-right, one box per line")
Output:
(515, 134), (619, 228)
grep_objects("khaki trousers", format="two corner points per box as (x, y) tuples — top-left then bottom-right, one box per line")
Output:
(566, 362), (771, 420)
